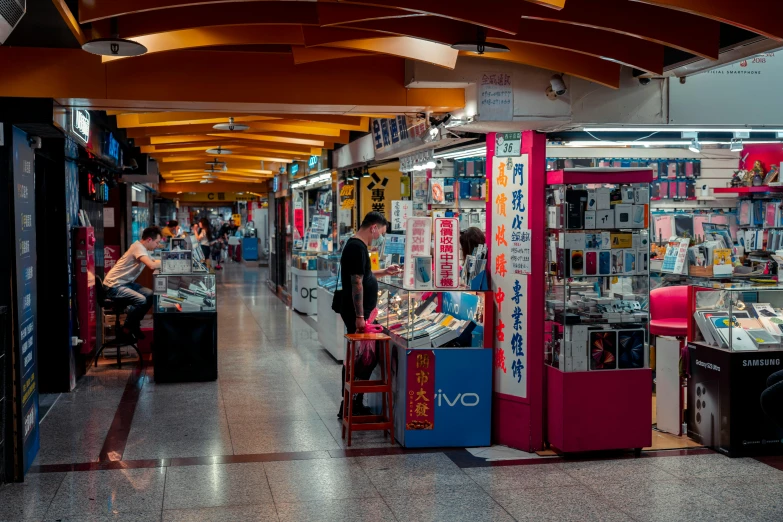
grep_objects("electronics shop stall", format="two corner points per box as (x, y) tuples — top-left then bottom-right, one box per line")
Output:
(152, 241), (218, 382)
(290, 168), (335, 315)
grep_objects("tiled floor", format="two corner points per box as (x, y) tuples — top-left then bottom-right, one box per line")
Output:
(1, 263), (781, 521)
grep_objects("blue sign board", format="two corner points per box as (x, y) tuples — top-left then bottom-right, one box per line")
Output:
(394, 348), (492, 448)
(308, 155), (319, 169)
(290, 163), (299, 175)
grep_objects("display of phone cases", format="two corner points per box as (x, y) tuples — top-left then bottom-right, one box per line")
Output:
(660, 181), (669, 198)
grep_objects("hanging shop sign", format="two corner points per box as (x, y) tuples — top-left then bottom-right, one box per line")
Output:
(495, 132), (521, 158)
(340, 183), (355, 209)
(272, 176), (280, 192)
(479, 72), (513, 122)
(403, 217), (432, 290)
(290, 163), (299, 175)
(360, 170), (402, 222)
(72, 109), (90, 144)
(371, 116), (428, 156)
(308, 155), (319, 169)
(434, 218), (460, 289)
(391, 200), (413, 232)
(491, 153), (529, 398)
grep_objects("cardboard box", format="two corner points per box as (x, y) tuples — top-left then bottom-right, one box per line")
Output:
(586, 189), (597, 211)
(621, 186), (635, 204)
(634, 187), (650, 205)
(596, 210), (614, 230)
(564, 233), (586, 250)
(596, 188), (612, 210)
(615, 204), (633, 228)
(600, 231), (612, 250)
(610, 233), (633, 249)
(631, 204), (645, 229)
(584, 211), (596, 229)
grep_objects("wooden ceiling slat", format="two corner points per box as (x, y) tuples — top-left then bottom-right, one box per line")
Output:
(322, 37), (459, 69)
(292, 46), (376, 64)
(125, 122), (345, 139)
(117, 112), (281, 127)
(632, 0), (783, 40)
(317, 4), (426, 27)
(143, 141), (323, 155)
(517, 0), (720, 59)
(118, 2), (319, 38)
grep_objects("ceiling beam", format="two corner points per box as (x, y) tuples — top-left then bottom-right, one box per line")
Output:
(117, 112), (282, 127)
(321, 37), (459, 69)
(632, 0), (783, 40)
(124, 122), (348, 139)
(473, 41), (622, 89)
(140, 141), (323, 155)
(291, 46), (376, 64)
(207, 133), (328, 147)
(517, 0), (720, 59)
(318, 4), (426, 26)
(51, 0), (87, 46)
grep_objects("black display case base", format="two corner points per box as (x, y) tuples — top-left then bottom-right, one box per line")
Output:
(153, 312), (217, 383)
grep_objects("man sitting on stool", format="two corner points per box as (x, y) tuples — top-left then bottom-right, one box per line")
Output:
(103, 226), (163, 342)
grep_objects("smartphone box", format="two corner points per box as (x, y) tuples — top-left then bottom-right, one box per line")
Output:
(586, 189), (597, 211)
(564, 232), (586, 250)
(570, 250), (585, 277)
(638, 249), (649, 274)
(632, 232), (641, 249)
(600, 231), (612, 250)
(610, 233), (633, 249)
(567, 325), (591, 342)
(596, 188), (612, 210)
(634, 187), (650, 205)
(596, 210), (614, 229)
(584, 211), (596, 229)
(621, 186), (635, 204)
(548, 206), (562, 229)
(584, 250), (599, 275)
(623, 250), (637, 275)
(612, 249), (624, 274)
(598, 250), (612, 275)
(631, 204), (645, 229)
(615, 204), (633, 228)
(572, 356), (588, 372)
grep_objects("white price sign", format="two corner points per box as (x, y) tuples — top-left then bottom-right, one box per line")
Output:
(496, 132), (521, 157)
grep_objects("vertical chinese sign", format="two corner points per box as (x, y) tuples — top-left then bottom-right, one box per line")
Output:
(479, 72), (513, 122)
(491, 153), (529, 398)
(434, 218), (460, 289)
(406, 350), (435, 430)
(403, 217), (431, 289)
(391, 200), (412, 232)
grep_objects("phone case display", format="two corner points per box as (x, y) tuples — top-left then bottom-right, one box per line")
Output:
(154, 273), (216, 313)
(292, 251), (319, 270)
(317, 254), (341, 293)
(376, 280), (487, 349)
(691, 283), (783, 352)
(543, 169), (653, 454)
(545, 176), (651, 372)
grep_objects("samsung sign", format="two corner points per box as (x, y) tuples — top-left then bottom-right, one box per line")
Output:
(72, 109), (90, 144)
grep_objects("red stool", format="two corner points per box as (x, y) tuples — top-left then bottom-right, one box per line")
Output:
(342, 333), (394, 447)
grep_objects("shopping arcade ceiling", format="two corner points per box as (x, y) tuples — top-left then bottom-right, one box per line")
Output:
(4, 1), (783, 187)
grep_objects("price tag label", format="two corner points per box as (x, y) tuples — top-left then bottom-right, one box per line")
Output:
(496, 132), (521, 157)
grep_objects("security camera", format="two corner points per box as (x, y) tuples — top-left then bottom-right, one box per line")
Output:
(639, 77), (651, 86)
(550, 74), (567, 96)
(435, 159), (443, 167)
(28, 136), (42, 149)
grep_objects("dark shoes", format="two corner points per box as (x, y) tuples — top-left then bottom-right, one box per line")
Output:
(337, 397), (372, 419)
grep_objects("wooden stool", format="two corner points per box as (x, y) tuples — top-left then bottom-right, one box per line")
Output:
(342, 333), (394, 447)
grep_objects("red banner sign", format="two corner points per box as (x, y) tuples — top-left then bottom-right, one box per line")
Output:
(406, 350), (436, 430)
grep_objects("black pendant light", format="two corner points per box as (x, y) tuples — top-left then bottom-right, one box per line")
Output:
(82, 18), (147, 57)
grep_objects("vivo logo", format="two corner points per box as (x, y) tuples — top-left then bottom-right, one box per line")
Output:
(435, 389), (480, 407)
(72, 109), (90, 144)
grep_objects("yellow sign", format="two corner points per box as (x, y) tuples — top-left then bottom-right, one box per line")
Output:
(232, 213), (241, 226)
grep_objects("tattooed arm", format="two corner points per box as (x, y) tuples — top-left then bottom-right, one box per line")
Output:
(351, 274), (366, 332)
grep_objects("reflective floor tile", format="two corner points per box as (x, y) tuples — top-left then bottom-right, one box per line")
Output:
(562, 457), (680, 484)
(356, 453), (477, 497)
(42, 513), (163, 522)
(0, 473), (66, 521)
(492, 485), (629, 521)
(464, 462), (577, 493)
(45, 468), (166, 518)
(162, 504), (277, 522)
(384, 489), (515, 522)
(263, 459), (379, 503)
(649, 453), (783, 479)
(162, 463), (273, 510)
(275, 498), (395, 522)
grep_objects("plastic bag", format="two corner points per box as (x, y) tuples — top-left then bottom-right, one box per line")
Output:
(355, 308), (379, 368)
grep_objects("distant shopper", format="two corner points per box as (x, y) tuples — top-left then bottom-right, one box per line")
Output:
(197, 218), (213, 267)
(337, 211), (401, 418)
(460, 226), (486, 261)
(161, 220), (179, 239)
(103, 226), (163, 341)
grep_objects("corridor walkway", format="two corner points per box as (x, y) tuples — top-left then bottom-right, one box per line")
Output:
(1, 264), (782, 521)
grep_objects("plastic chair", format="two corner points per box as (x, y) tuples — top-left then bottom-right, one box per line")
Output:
(650, 286), (690, 337)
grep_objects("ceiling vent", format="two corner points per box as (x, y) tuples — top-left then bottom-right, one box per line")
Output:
(0, 0), (25, 45)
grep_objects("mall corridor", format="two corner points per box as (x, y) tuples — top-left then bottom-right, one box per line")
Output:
(0, 263), (780, 521)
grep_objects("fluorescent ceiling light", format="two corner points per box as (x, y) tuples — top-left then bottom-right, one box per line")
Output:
(583, 127), (783, 133)
(434, 147), (486, 159)
(131, 185), (142, 192)
(730, 139), (744, 152)
(555, 140), (783, 147)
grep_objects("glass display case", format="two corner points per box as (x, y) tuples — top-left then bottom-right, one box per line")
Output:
(691, 282), (783, 351)
(317, 254), (340, 294)
(377, 278), (487, 349)
(153, 272), (216, 313)
(545, 179), (651, 371)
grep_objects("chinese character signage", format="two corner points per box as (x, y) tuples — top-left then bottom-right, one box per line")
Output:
(104, 245), (121, 270)
(434, 218), (460, 289)
(391, 200), (413, 232)
(339, 183), (355, 210)
(479, 72), (513, 122)
(403, 217), (431, 290)
(491, 153), (529, 398)
(371, 116), (426, 155)
(406, 350), (435, 430)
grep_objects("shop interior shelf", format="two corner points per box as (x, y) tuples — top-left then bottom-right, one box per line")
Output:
(713, 186), (783, 194)
(378, 276), (489, 293)
(546, 365), (652, 453)
(547, 168), (654, 186)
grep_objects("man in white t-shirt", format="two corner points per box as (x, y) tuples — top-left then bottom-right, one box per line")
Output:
(103, 226), (163, 341)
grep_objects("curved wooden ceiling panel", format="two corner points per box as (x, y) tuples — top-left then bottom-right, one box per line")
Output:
(323, 37), (459, 69)
(516, 0), (720, 59)
(115, 2), (319, 39)
(317, 4), (425, 27)
(476, 41), (623, 89)
(101, 25), (305, 62)
(632, 0), (783, 40)
(291, 46), (376, 64)
(337, 16), (664, 74)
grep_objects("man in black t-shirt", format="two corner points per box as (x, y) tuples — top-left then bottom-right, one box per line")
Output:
(337, 211), (401, 418)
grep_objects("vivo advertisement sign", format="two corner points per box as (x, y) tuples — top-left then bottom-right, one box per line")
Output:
(401, 348), (492, 448)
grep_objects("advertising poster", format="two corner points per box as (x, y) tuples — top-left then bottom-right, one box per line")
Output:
(11, 127), (40, 474)
(391, 200), (413, 232)
(479, 72), (513, 121)
(491, 154), (529, 398)
(434, 218), (460, 289)
(403, 217), (432, 290)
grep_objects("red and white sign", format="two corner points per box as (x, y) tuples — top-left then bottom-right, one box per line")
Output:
(434, 218), (460, 289)
(104, 245), (121, 270)
(403, 217), (431, 289)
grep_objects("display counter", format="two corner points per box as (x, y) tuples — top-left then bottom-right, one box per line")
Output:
(316, 254), (345, 361)
(376, 279), (492, 448)
(688, 281), (783, 456)
(152, 270), (217, 382)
